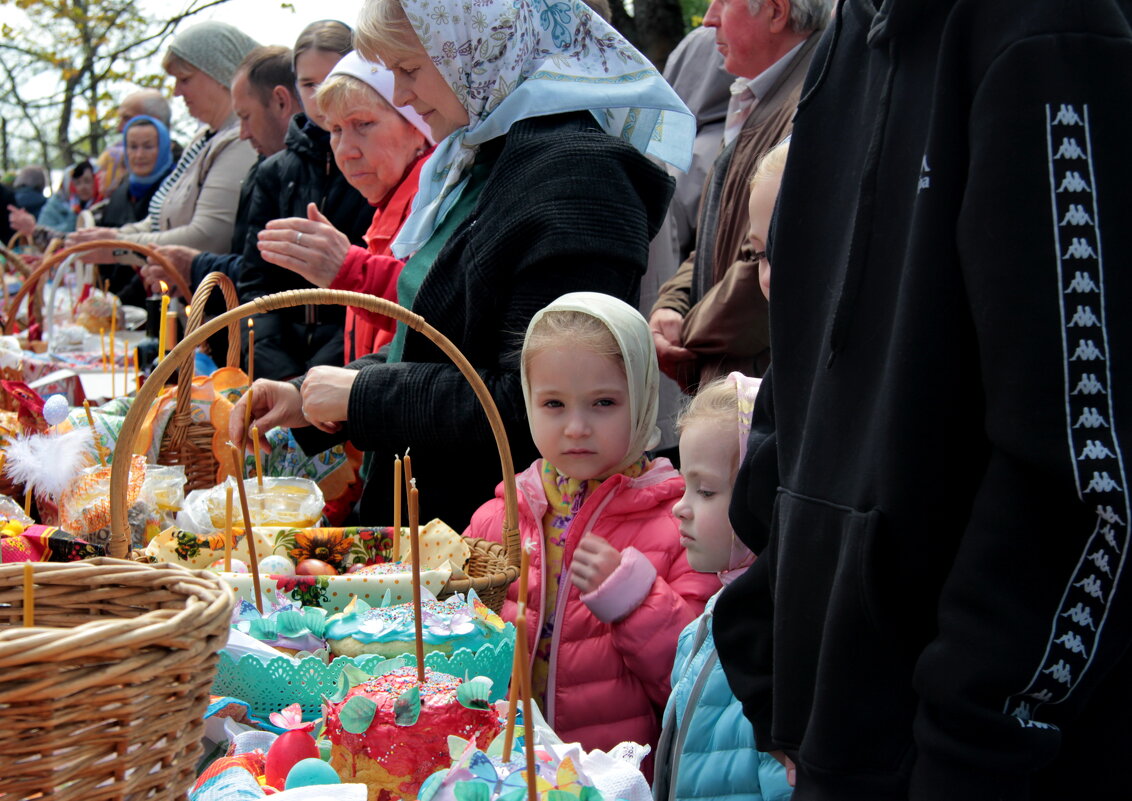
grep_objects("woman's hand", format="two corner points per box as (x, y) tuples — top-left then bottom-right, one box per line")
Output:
(298, 365), (357, 434)
(64, 226), (120, 263)
(7, 205), (36, 238)
(570, 533), (623, 594)
(229, 378), (307, 449)
(143, 245), (198, 296)
(258, 202), (350, 288)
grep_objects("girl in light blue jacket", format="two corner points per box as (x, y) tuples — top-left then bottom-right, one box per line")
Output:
(653, 374), (791, 801)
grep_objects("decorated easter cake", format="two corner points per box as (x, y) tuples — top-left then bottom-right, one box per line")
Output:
(325, 589), (509, 659)
(323, 664), (502, 801)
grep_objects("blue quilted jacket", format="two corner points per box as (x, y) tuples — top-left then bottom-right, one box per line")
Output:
(654, 592), (792, 801)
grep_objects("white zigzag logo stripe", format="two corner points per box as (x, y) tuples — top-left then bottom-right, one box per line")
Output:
(1004, 104), (1129, 727)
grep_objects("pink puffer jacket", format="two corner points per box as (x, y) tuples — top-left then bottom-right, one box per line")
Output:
(465, 458), (720, 757)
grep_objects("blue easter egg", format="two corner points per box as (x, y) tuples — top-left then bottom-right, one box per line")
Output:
(285, 757), (340, 789)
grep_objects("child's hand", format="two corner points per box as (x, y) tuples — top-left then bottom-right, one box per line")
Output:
(569, 533), (622, 594)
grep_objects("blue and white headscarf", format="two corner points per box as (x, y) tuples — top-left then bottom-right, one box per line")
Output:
(387, 0), (696, 257)
(123, 115), (175, 198)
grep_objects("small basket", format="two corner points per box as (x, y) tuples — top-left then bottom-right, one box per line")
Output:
(1, 239), (191, 336)
(157, 271), (243, 493)
(0, 557), (235, 800)
(109, 289), (521, 608)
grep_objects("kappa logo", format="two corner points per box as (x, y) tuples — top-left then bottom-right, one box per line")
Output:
(1053, 104), (1084, 126)
(1063, 238), (1098, 260)
(1054, 137), (1087, 159)
(1078, 439), (1115, 460)
(917, 155), (931, 192)
(1060, 205), (1094, 226)
(1057, 171), (1092, 193)
(1065, 271), (1100, 293)
(1061, 602), (1097, 630)
(1072, 374), (1106, 395)
(1075, 574), (1106, 602)
(1055, 630), (1089, 656)
(1074, 408), (1109, 429)
(1086, 472), (1123, 494)
(1068, 305), (1101, 328)
(1069, 339), (1105, 361)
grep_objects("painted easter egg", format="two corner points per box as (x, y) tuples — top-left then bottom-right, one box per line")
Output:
(258, 554), (296, 576)
(210, 558), (248, 574)
(296, 558), (337, 576)
(265, 730), (320, 790)
(284, 757), (340, 789)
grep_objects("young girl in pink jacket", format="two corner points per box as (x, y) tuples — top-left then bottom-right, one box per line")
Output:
(465, 292), (720, 764)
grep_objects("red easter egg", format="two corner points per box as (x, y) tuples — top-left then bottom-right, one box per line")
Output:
(346, 562), (367, 574)
(296, 558), (337, 576)
(265, 729), (319, 790)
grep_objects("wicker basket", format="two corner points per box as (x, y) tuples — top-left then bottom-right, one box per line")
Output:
(2, 239), (191, 336)
(109, 289), (521, 611)
(156, 271), (242, 493)
(0, 238), (34, 280)
(0, 557), (235, 800)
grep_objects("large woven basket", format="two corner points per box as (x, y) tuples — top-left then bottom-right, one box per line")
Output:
(109, 289), (521, 611)
(1, 240), (191, 336)
(157, 271), (242, 493)
(0, 557), (235, 800)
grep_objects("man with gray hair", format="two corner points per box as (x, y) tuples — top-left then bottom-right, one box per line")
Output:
(650, 0), (831, 392)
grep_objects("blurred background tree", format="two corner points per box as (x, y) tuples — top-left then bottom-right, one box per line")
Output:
(608, 0), (710, 70)
(0, 0), (232, 171)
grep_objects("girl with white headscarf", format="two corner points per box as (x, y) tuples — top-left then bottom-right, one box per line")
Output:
(232, 0), (695, 532)
(466, 292), (719, 761)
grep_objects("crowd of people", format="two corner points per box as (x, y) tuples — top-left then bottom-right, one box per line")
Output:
(7, 0), (1130, 798)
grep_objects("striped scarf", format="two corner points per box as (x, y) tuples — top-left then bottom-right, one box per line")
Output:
(143, 130), (212, 231)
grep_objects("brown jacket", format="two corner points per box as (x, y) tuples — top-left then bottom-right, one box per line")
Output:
(653, 34), (820, 390)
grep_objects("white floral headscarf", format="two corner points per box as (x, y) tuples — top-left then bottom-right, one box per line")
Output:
(388, 0), (696, 257)
(522, 292), (661, 474)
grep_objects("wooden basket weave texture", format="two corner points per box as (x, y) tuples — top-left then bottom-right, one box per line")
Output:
(0, 557), (235, 800)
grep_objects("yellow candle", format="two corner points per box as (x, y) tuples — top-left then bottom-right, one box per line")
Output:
(157, 281), (170, 361)
(242, 387), (254, 466)
(247, 319), (255, 384)
(393, 454), (402, 562)
(23, 485), (32, 517)
(251, 425), (264, 487)
(99, 327), (107, 370)
(224, 486), (233, 572)
(109, 297), (117, 395)
(409, 478), (424, 682)
(23, 562), (34, 627)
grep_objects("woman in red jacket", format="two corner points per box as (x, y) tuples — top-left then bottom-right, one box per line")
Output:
(257, 50), (435, 360)
(465, 293), (720, 766)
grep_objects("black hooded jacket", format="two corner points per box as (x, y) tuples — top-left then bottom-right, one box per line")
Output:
(235, 114), (374, 378)
(715, 1), (1132, 799)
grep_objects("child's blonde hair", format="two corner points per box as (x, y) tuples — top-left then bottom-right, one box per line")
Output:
(677, 377), (742, 473)
(749, 137), (791, 190)
(523, 310), (623, 369)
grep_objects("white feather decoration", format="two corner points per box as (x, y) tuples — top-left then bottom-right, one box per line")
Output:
(4, 428), (94, 501)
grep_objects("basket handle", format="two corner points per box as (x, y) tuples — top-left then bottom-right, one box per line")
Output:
(163, 272), (243, 453)
(0, 242), (33, 279)
(109, 289), (522, 569)
(1, 239), (192, 335)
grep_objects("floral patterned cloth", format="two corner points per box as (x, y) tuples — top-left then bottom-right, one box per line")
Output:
(0, 524), (105, 562)
(390, 0), (694, 257)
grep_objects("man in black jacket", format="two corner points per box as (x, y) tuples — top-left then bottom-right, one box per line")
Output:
(715, 1), (1132, 799)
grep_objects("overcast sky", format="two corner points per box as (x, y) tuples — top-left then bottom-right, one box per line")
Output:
(187, 0), (366, 50)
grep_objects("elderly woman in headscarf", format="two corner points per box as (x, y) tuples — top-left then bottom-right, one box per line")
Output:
(96, 115), (176, 304)
(68, 21), (259, 259)
(232, 0), (693, 529)
(254, 50), (435, 363)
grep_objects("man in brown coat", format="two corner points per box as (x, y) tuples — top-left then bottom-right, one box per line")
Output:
(650, 0), (829, 391)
